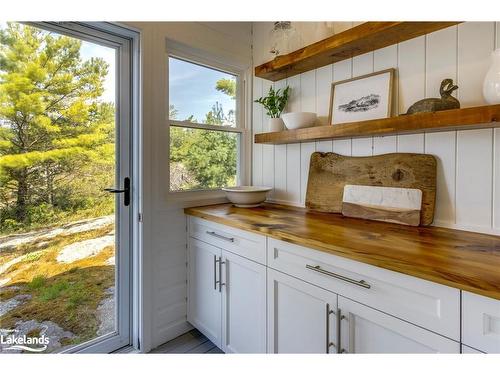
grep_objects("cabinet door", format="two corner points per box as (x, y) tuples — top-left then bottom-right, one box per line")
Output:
(221, 250), (267, 353)
(338, 296), (460, 353)
(462, 344), (484, 354)
(462, 291), (500, 353)
(187, 238), (222, 347)
(267, 268), (338, 353)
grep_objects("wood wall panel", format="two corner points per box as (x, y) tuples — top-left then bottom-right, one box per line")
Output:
(495, 23), (500, 230)
(332, 139), (352, 156)
(494, 129), (500, 229)
(373, 136), (397, 155)
(425, 131), (457, 225)
(273, 79), (288, 202)
(315, 65), (332, 126)
(456, 129), (493, 229)
(252, 22), (500, 234)
(286, 143), (301, 203)
(252, 77), (263, 186)
(261, 80), (275, 194)
(352, 52), (374, 76)
(457, 22), (495, 107)
(300, 142), (316, 205)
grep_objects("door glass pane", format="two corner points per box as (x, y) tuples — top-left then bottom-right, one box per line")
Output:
(0, 22), (117, 353)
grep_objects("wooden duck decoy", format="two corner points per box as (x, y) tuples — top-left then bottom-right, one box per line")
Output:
(406, 78), (460, 115)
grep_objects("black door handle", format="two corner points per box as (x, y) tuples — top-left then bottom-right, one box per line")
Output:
(104, 177), (130, 206)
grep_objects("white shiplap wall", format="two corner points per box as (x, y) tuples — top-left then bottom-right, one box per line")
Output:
(252, 22), (500, 235)
(127, 22), (253, 351)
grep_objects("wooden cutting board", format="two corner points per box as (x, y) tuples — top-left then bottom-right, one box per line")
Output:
(305, 152), (437, 226)
(342, 185), (423, 226)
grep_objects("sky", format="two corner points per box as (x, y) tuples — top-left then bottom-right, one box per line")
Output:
(169, 57), (236, 123)
(0, 22), (116, 104)
(80, 41), (116, 103)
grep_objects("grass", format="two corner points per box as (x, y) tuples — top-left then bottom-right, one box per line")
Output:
(23, 250), (45, 262)
(0, 221), (115, 350)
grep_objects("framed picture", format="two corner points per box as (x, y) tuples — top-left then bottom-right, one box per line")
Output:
(328, 68), (395, 125)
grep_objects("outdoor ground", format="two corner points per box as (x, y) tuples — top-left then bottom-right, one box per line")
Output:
(0, 216), (116, 353)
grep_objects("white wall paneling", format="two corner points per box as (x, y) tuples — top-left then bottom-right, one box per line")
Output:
(261, 79), (275, 196)
(373, 136), (397, 155)
(425, 132), (457, 225)
(456, 129), (493, 229)
(352, 52), (375, 157)
(285, 75), (302, 204)
(252, 77), (263, 187)
(457, 23), (495, 107)
(252, 22), (500, 234)
(495, 129), (500, 230)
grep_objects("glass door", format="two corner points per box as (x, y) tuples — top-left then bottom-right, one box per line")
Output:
(0, 22), (134, 353)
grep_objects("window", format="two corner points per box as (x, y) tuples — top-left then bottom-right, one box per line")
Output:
(168, 55), (244, 192)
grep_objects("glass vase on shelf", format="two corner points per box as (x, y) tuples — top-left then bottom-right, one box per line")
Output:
(483, 48), (500, 104)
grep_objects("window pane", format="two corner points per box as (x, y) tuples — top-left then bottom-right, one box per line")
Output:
(169, 57), (237, 127)
(170, 127), (238, 191)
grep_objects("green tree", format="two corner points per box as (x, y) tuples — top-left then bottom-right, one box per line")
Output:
(0, 23), (114, 227)
(215, 78), (236, 99)
(170, 102), (237, 190)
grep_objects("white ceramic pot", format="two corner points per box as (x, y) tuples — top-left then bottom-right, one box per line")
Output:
(483, 49), (500, 104)
(268, 117), (284, 132)
(222, 186), (272, 207)
(282, 112), (317, 130)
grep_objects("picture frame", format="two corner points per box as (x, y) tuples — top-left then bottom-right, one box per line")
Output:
(328, 68), (395, 125)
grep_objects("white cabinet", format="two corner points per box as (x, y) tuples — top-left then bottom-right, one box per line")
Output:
(187, 238), (223, 347)
(337, 296), (460, 353)
(462, 345), (484, 353)
(186, 215), (500, 354)
(221, 250), (266, 353)
(462, 291), (500, 353)
(267, 268), (338, 353)
(268, 238), (460, 340)
(187, 236), (267, 353)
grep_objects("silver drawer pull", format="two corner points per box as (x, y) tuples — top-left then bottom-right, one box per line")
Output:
(306, 264), (371, 289)
(206, 231), (234, 243)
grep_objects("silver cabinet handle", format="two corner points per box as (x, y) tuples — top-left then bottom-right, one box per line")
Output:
(213, 255), (219, 290)
(326, 303), (335, 353)
(218, 256), (226, 293)
(337, 309), (346, 353)
(306, 264), (371, 289)
(206, 231), (235, 242)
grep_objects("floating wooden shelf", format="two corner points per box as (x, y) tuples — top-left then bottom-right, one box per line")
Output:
(254, 105), (500, 145)
(255, 22), (461, 81)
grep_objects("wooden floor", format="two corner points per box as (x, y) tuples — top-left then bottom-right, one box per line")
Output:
(150, 329), (223, 354)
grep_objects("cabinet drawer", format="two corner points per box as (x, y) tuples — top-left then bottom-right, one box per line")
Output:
(188, 216), (267, 265)
(268, 238), (460, 340)
(462, 291), (500, 353)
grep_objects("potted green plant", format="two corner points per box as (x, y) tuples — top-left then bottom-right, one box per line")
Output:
(254, 86), (290, 132)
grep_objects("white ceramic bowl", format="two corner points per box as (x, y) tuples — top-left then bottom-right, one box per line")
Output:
(222, 186), (272, 207)
(282, 112), (317, 130)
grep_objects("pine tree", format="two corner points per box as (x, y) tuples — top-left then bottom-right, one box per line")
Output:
(0, 23), (114, 226)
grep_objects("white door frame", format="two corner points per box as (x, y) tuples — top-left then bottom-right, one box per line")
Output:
(29, 22), (142, 354)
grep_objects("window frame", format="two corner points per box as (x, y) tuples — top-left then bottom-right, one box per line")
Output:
(166, 40), (249, 197)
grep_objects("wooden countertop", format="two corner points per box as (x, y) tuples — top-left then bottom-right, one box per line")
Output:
(184, 203), (500, 300)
